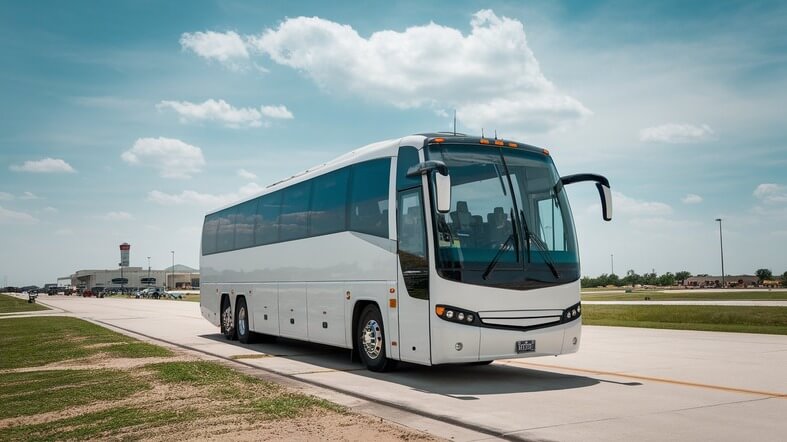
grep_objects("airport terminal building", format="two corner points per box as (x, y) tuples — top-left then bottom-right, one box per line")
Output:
(67, 265), (199, 291)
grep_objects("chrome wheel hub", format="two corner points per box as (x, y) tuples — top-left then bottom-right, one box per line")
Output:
(362, 319), (382, 360)
(238, 306), (247, 336)
(222, 305), (233, 332)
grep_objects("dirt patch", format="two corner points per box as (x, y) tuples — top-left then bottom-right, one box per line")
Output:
(1, 349), (440, 441)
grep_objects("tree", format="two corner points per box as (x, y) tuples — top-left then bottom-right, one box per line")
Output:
(781, 271), (787, 288)
(675, 271), (691, 285)
(658, 272), (676, 287)
(756, 268), (773, 283)
(622, 269), (641, 286)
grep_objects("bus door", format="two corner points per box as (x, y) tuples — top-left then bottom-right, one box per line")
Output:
(396, 185), (432, 364)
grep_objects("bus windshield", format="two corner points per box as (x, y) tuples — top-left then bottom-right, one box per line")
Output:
(427, 144), (580, 290)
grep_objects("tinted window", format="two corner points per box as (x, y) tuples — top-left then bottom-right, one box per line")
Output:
(255, 192), (281, 245)
(350, 158), (390, 238)
(201, 213), (220, 255)
(396, 146), (421, 190)
(234, 199), (258, 249)
(279, 181), (312, 241)
(310, 168), (349, 236)
(215, 207), (237, 252)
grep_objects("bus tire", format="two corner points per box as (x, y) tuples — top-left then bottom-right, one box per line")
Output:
(357, 304), (394, 372)
(221, 297), (236, 340)
(236, 297), (251, 344)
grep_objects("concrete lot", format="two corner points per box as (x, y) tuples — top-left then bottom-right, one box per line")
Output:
(20, 296), (787, 441)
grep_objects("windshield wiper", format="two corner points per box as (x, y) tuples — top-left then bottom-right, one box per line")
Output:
(520, 209), (560, 279)
(482, 234), (515, 280)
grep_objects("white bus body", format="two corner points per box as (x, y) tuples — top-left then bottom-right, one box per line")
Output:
(200, 133), (611, 371)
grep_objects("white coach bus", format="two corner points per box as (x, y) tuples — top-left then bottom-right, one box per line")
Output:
(200, 133), (612, 371)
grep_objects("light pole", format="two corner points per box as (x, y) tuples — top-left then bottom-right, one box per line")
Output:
(715, 218), (725, 288)
(147, 256), (151, 286)
(611, 254), (614, 275)
(170, 250), (175, 290)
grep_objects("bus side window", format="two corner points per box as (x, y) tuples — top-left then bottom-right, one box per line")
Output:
(201, 213), (220, 255)
(309, 168), (350, 237)
(215, 207), (238, 253)
(396, 146), (421, 191)
(279, 180), (312, 242)
(349, 159), (390, 238)
(255, 192), (282, 246)
(234, 198), (258, 250)
(397, 188), (429, 299)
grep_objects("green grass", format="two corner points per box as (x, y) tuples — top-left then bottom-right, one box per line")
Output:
(150, 360), (252, 385)
(0, 318), (345, 440)
(0, 406), (196, 441)
(0, 293), (49, 313)
(0, 369), (150, 419)
(582, 291), (787, 302)
(181, 293), (201, 302)
(582, 305), (787, 335)
(0, 316), (172, 369)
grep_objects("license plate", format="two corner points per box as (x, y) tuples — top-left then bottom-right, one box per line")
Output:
(515, 340), (536, 353)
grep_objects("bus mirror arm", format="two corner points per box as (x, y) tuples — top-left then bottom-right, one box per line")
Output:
(407, 161), (452, 213)
(560, 173), (613, 221)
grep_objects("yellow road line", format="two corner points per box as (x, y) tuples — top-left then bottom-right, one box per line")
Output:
(504, 360), (786, 399)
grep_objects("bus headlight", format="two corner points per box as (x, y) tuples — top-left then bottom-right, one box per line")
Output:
(435, 305), (479, 326)
(563, 302), (582, 323)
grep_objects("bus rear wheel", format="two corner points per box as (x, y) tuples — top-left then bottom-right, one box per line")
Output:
(357, 304), (395, 372)
(236, 298), (251, 344)
(221, 297), (236, 340)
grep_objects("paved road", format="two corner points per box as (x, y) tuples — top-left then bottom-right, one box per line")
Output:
(22, 296), (787, 441)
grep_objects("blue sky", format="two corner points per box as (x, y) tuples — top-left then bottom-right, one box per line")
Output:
(1, 0), (786, 285)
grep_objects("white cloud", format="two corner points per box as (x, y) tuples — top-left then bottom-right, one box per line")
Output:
(121, 137), (205, 179)
(0, 192), (13, 201)
(19, 191), (38, 200)
(101, 211), (134, 221)
(242, 10), (589, 133)
(237, 168), (257, 180)
(681, 193), (703, 204)
(259, 105), (294, 120)
(179, 31), (249, 70)
(156, 99), (293, 128)
(639, 123), (714, 143)
(10, 158), (76, 173)
(148, 182), (263, 208)
(589, 191), (672, 217)
(0, 206), (39, 224)
(753, 183), (787, 204)
(42, 206), (58, 213)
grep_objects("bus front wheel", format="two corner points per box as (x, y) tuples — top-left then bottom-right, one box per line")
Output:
(357, 304), (395, 372)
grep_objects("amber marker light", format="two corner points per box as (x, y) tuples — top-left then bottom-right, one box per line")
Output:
(508, 142), (517, 148)
(479, 139), (490, 144)
(542, 148), (550, 155)
(389, 299), (397, 308)
(435, 306), (446, 316)
(433, 137), (445, 143)
(494, 140), (504, 146)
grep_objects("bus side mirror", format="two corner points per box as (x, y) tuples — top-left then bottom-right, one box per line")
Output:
(407, 160), (452, 214)
(560, 173), (613, 221)
(434, 171), (451, 213)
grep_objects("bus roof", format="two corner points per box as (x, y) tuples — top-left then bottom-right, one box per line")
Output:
(205, 132), (548, 216)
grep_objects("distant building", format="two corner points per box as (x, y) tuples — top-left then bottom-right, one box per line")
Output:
(68, 265), (199, 291)
(684, 275), (758, 288)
